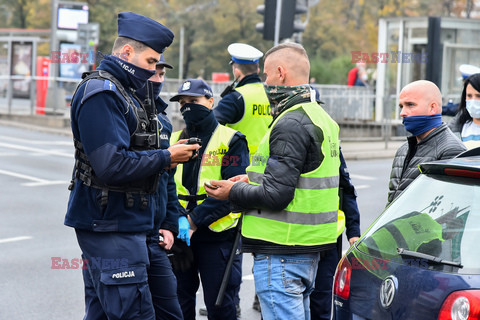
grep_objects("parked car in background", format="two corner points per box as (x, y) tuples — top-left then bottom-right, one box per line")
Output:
(333, 149), (480, 320)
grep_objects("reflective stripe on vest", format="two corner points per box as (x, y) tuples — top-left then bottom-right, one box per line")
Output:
(227, 83), (271, 156)
(243, 101), (340, 246)
(171, 125), (241, 232)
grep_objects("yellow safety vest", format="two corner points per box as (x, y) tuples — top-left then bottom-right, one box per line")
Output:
(170, 125), (241, 232)
(243, 101), (341, 246)
(226, 82), (271, 157)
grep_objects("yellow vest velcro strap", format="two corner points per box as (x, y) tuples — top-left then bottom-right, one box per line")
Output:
(247, 171), (339, 190)
(178, 194), (207, 202)
(245, 209), (338, 225)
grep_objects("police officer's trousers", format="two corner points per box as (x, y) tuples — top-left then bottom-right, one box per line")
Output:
(174, 239), (241, 320)
(76, 230), (155, 320)
(147, 236), (184, 320)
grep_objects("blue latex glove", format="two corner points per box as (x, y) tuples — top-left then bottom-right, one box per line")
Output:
(177, 216), (191, 246)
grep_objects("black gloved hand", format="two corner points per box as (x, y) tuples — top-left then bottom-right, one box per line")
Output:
(167, 239), (194, 273)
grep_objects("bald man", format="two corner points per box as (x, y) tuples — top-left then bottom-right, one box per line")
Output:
(205, 43), (341, 319)
(387, 80), (466, 204)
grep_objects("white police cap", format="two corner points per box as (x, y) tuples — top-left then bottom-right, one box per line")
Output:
(459, 64), (480, 80)
(228, 43), (263, 64)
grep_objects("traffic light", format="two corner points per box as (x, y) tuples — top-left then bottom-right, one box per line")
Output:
(76, 23), (99, 52)
(256, 0), (308, 41)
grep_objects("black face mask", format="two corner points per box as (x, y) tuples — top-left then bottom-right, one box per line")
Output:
(180, 103), (211, 126)
(136, 80), (163, 101)
(108, 55), (156, 91)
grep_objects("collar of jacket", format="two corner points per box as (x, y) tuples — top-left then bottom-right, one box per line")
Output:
(407, 122), (447, 146)
(97, 55), (134, 91)
(236, 73), (262, 87)
(156, 96), (168, 114)
(186, 108), (218, 136)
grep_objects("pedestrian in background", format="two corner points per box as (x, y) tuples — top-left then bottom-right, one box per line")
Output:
(64, 12), (198, 319)
(387, 80), (466, 205)
(448, 73), (480, 150)
(206, 42), (342, 320)
(169, 79), (249, 320)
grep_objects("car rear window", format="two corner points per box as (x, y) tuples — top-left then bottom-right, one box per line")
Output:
(357, 174), (480, 274)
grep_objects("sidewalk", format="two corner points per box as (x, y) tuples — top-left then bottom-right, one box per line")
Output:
(0, 113), (406, 161)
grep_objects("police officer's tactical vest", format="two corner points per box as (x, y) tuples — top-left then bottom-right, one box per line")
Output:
(226, 83), (271, 156)
(69, 70), (160, 208)
(170, 125), (241, 232)
(243, 101), (341, 246)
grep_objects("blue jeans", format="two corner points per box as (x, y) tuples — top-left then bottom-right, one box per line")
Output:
(253, 253), (320, 320)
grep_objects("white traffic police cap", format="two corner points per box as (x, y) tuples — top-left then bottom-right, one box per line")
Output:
(228, 43), (263, 64)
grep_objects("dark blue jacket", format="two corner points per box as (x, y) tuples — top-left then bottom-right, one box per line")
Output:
(149, 97), (179, 236)
(175, 111), (249, 243)
(339, 148), (361, 240)
(214, 73), (263, 124)
(65, 56), (172, 232)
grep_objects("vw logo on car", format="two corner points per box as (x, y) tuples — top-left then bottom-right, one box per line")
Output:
(379, 276), (398, 308)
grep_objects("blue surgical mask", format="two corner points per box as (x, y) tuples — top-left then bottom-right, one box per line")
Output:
(108, 55), (156, 91)
(402, 114), (442, 136)
(466, 100), (480, 119)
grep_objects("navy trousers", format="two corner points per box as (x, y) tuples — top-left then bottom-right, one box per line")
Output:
(75, 230), (155, 320)
(147, 238), (184, 320)
(310, 247), (339, 320)
(174, 239), (241, 320)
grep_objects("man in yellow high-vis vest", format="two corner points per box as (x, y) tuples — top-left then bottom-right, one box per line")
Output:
(206, 43), (341, 320)
(168, 79), (249, 320)
(211, 42), (272, 316)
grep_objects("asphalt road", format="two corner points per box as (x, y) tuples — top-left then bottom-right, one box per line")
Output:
(0, 124), (393, 319)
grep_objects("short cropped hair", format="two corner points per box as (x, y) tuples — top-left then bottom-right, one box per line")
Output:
(112, 36), (149, 53)
(233, 62), (259, 75)
(264, 42), (308, 61)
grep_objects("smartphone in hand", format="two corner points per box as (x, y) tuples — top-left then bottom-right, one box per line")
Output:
(204, 182), (219, 189)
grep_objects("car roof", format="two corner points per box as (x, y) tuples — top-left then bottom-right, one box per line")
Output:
(419, 147), (480, 177)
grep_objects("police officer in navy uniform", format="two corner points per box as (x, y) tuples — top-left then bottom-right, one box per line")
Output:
(135, 55), (184, 319)
(169, 79), (249, 320)
(65, 12), (199, 319)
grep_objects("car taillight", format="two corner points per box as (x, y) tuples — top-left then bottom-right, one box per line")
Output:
(334, 256), (352, 300)
(438, 290), (480, 320)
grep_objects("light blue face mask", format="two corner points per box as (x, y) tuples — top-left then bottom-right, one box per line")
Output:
(466, 100), (480, 119)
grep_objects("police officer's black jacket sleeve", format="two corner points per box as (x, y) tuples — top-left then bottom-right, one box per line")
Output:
(189, 132), (249, 228)
(339, 148), (361, 239)
(229, 109), (322, 211)
(213, 91), (244, 125)
(73, 92), (171, 185)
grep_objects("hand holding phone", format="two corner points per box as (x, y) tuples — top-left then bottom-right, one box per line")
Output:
(204, 182), (219, 189)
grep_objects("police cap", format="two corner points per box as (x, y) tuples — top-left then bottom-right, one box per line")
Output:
(157, 54), (173, 69)
(228, 43), (263, 65)
(459, 64), (480, 80)
(170, 79), (213, 102)
(118, 12), (174, 54)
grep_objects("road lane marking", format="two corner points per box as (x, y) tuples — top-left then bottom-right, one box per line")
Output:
(0, 236), (32, 244)
(0, 135), (72, 146)
(355, 184), (369, 190)
(350, 174), (376, 181)
(0, 142), (72, 158)
(242, 274), (254, 281)
(0, 169), (68, 186)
